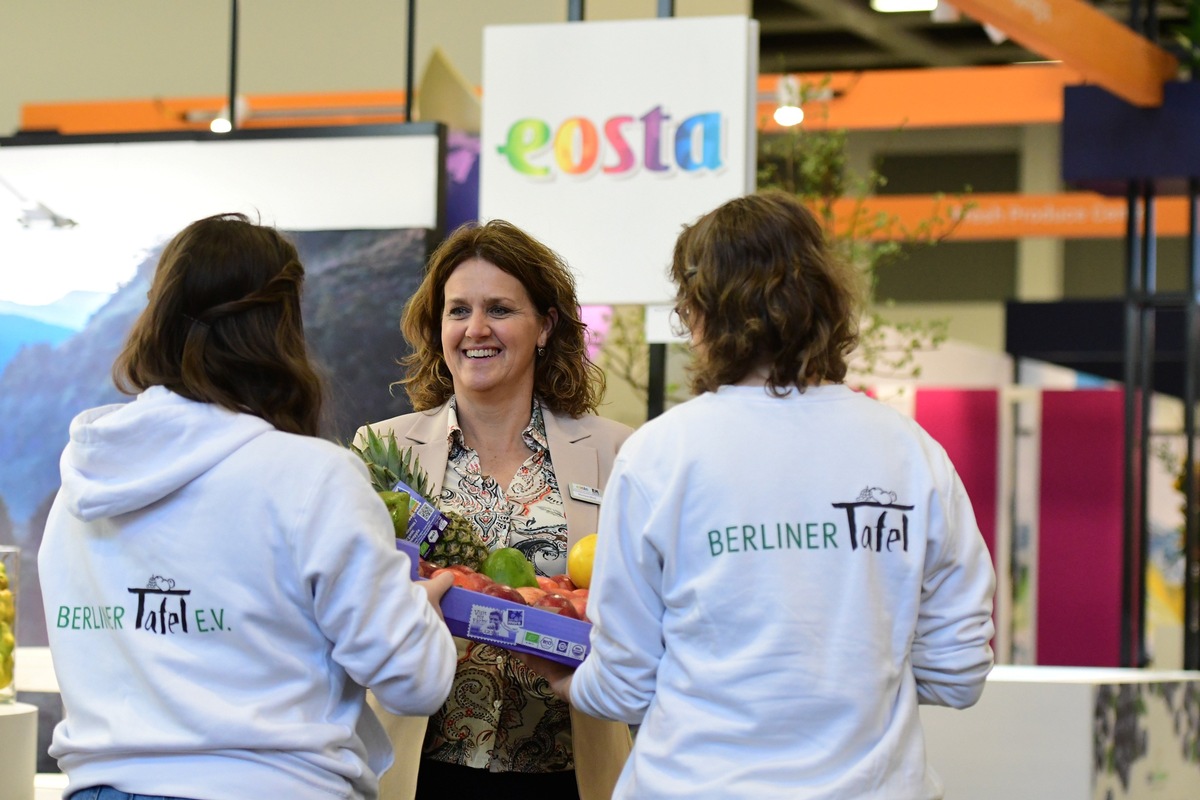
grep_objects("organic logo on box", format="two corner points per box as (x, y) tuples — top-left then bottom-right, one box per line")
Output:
(498, 105), (723, 179)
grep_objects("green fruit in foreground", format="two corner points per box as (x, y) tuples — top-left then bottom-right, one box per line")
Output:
(0, 620), (12, 690)
(377, 491), (411, 538)
(479, 547), (538, 589)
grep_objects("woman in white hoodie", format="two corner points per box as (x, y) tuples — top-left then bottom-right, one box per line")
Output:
(39, 213), (458, 800)
(526, 191), (996, 799)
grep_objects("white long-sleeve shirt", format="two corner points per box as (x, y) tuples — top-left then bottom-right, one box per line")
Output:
(570, 384), (996, 799)
(40, 387), (456, 799)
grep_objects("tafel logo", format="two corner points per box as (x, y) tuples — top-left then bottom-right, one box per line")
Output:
(497, 104), (724, 179)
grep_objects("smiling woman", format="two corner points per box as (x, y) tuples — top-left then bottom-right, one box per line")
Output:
(439, 257), (555, 409)
(357, 219), (633, 800)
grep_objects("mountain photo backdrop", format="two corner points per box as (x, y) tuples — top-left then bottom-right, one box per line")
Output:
(0, 227), (430, 646)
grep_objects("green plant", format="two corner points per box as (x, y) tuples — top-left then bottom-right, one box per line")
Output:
(1169, 1), (1200, 77)
(758, 75), (966, 382)
(593, 305), (690, 409)
(594, 75), (968, 413)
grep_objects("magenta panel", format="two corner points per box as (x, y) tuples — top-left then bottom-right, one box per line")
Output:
(1037, 389), (1124, 666)
(913, 389), (999, 560)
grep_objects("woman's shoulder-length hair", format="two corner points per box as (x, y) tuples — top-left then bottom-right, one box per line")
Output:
(671, 190), (864, 396)
(399, 219), (605, 417)
(113, 212), (325, 436)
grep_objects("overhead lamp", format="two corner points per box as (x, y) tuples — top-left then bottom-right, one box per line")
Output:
(773, 74), (804, 128)
(871, 0), (938, 11)
(181, 95), (249, 133)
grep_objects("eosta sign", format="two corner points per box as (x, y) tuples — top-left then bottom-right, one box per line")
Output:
(497, 105), (723, 178)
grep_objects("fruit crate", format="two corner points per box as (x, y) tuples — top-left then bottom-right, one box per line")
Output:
(396, 539), (591, 666)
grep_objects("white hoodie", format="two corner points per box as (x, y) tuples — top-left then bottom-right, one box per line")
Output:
(39, 387), (456, 800)
(570, 384), (996, 799)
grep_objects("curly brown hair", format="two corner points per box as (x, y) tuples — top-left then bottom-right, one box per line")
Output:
(399, 219), (605, 416)
(671, 191), (863, 396)
(113, 213), (325, 436)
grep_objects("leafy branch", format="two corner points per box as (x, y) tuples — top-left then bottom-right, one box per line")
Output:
(594, 74), (970, 413)
(758, 74), (969, 383)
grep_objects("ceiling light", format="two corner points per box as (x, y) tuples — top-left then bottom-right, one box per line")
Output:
(773, 105), (805, 127)
(871, 0), (938, 11)
(774, 74), (804, 127)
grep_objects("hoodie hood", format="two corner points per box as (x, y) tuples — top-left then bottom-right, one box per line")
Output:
(59, 386), (275, 521)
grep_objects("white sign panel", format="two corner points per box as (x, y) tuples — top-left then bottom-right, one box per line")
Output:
(0, 129), (442, 304)
(481, 16), (758, 305)
(0, 132), (441, 237)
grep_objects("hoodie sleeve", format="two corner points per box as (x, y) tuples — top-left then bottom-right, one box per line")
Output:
(911, 464), (996, 709)
(569, 456), (665, 724)
(291, 450), (455, 717)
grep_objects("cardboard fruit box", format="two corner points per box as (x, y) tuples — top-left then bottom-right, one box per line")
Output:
(396, 539), (592, 667)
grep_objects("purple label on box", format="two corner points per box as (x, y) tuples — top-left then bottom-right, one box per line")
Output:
(439, 587), (591, 665)
(391, 478), (450, 559)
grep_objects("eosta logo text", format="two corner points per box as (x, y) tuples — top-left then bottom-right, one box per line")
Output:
(497, 105), (723, 178)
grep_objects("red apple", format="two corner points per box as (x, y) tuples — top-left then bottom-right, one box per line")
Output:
(568, 596), (588, 621)
(549, 574), (577, 592)
(434, 568), (492, 592)
(417, 559), (438, 579)
(515, 586), (548, 605)
(536, 576), (559, 593)
(533, 592), (583, 620)
(461, 572), (495, 592)
(482, 582), (527, 604)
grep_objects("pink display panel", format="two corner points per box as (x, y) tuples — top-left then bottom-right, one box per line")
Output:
(913, 389), (999, 560)
(1037, 389), (1124, 666)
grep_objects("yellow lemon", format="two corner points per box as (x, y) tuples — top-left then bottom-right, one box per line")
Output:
(567, 533), (598, 589)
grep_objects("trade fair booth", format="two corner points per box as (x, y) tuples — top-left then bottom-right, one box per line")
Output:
(3, 5), (1200, 799)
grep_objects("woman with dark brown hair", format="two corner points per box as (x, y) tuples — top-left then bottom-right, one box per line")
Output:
(39, 213), (457, 800)
(526, 191), (996, 799)
(359, 219), (633, 800)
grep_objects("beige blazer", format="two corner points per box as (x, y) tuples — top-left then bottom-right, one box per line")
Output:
(358, 400), (634, 800)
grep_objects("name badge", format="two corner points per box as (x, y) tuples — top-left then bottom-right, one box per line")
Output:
(569, 483), (603, 505)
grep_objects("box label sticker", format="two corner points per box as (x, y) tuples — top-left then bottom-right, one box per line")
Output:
(467, 604), (588, 661)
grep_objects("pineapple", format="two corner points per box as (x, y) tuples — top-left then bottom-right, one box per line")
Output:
(351, 424), (490, 571)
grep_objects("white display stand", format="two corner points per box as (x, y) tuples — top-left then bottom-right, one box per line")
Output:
(14, 647), (58, 694)
(921, 665), (1200, 799)
(0, 701), (37, 800)
(16, 648), (63, 800)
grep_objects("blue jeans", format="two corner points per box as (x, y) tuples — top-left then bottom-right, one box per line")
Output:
(68, 788), (199, 800)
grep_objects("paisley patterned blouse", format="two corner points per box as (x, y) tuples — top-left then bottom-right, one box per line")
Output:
(421, 397), (573, 772)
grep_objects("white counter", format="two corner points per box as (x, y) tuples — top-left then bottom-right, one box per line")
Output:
(0, 701), (36, 800)
(921, 665), (1200, 799)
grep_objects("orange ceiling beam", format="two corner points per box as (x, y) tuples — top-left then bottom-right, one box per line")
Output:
(757, 63), (1081, 132)
(949, 0), (1178, 107)
(22, 64), (1082, 137)
(833, 192), (1187, 241)
(20, 90), (410, 135)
